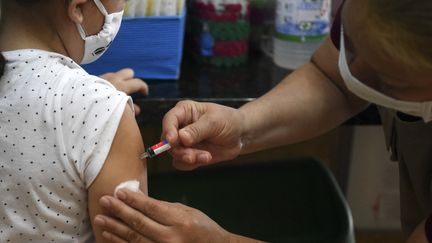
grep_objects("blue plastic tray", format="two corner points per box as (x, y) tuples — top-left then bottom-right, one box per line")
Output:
(83, 11), (186, 80)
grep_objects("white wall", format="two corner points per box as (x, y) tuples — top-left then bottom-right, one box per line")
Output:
(347, 126), (401, 230)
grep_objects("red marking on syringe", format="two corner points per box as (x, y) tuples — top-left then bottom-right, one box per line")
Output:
(140, 140), (171, 159)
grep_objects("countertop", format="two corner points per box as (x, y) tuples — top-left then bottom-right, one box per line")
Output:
(135, 52), (381, 125)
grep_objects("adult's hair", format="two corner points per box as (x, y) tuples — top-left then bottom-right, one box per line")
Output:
(367, 0), (432, 69)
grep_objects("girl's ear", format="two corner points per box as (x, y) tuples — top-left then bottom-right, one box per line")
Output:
(67, 0), (88, 24)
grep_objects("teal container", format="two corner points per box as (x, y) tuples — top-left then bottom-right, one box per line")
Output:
(149, 159), (354, 243)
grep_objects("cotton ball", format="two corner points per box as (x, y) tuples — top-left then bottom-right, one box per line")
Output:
(114, 180), (140, 198)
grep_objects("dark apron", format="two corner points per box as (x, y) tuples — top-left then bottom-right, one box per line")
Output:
(378, 106), (432, 233)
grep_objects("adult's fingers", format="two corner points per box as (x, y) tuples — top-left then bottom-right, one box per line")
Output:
(95, 215), (153, 243)
(99, 196), (167, 241)
(101, 231), (128, 243)
(162, 100), (211, 146)
(169, 146), (212, 166)
(161, 104), (185, 145)
(178, 114), (219, 147)
(115, 190), (180, 226)
(95, 215), (133, 242)
(103, 231), (154, 243)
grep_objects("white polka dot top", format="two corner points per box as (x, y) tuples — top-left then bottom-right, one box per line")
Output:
(0, 49), (132, 242)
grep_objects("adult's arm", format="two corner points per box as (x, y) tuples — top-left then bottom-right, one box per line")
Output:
(238, 37), (368, 153)
(94, 189), (264, 243)
(162, 38), (369, 169)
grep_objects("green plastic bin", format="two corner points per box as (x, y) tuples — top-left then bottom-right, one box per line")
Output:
(149, 159), (354, 243)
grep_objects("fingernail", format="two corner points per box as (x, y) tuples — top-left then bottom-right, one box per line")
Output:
(116, 190), (127, 201)
(166, 132), (174, 142)
(100, 196), (111, 208)
(102, 231), (112, 239)
(198, 153), (211, 163)
(182, 154), (193, 163)
(94, 215), (106, 226)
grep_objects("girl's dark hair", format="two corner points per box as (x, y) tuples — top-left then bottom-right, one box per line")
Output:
(0, 53), (5, 77)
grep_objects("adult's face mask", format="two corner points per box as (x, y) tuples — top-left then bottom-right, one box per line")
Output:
(338, 27), (432, 123)
(77, 0), (124, 64)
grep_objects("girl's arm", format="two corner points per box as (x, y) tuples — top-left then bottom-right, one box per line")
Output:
(87, 105), (148, 242)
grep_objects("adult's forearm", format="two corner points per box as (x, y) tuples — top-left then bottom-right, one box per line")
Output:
(239, 62), (367, 154)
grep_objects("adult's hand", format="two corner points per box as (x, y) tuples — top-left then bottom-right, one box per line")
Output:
(94, 189), (232, 243)
(100, 68), (149, 115)
(162, 100), (246, 171)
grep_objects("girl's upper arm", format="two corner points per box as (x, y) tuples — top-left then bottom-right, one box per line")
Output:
(87, 104), (147, 242)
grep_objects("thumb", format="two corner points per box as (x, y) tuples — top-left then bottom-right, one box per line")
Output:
(179, 115), (217, 147)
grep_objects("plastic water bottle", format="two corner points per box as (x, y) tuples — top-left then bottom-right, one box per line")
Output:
(273, 0), (331, 70)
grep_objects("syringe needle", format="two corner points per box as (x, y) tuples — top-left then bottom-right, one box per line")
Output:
(140, 152), (149, 160)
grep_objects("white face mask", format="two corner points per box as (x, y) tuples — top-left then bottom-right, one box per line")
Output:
(338, 27), (432, 123)
(77, 0), (124, 64)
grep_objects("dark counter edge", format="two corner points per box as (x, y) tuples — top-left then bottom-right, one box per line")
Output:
(135, 97), (381, 125)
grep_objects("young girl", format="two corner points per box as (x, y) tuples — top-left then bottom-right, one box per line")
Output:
(0, 0), (148, 242)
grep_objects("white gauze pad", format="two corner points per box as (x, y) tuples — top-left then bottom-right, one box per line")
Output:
(114, 180), (140, 198)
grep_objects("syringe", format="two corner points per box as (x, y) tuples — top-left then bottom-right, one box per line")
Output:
(140, 140), (172, 159)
